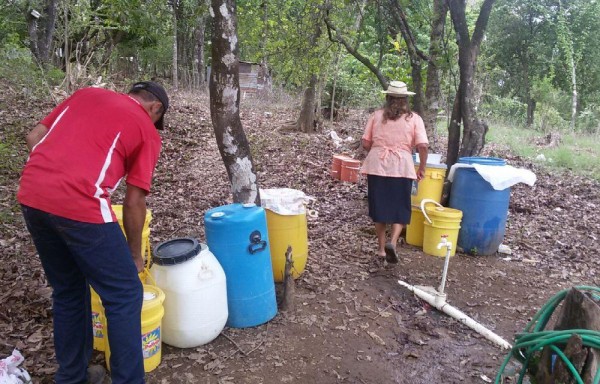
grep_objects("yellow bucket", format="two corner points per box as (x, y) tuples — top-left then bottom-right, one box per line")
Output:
(91, 288), (105, 351)
(422, 206), (462, 257)
(411, 163), (447, 205)
(104, 284), (165, 373)
(91, 204), (153, 352)
(111, 205), (152, 261)
(91, 269), (148, 352)
(265, 210), (309, 282)
(405, 207), (425, 247)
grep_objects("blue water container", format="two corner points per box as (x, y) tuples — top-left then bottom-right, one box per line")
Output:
(449, 157), (511, 255)
(204, 203), (277, 328)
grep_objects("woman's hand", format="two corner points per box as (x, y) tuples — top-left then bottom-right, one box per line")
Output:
(417, 165), (426, 181)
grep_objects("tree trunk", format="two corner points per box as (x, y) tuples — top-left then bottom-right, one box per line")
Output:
(446, 92), (462, 167)
(570, 55), (577, 131)
(193, 14), (207, 89)
(26, 0), (58, 67)
(423, 0), (448, 144)
(330, 47), (341, 123)
(534, 288), (600, 384)
(296, 74), (319, 133)
(524, 56), (535, 127)
(172, 3), (179, 89)
(259, 0), (268, 64)
(557, 0), (577, 131)
(209, 0), (260, 205)
(63, 2), (70, 93)
(527, 99), (536, 127)
(446, 0), (495, 167)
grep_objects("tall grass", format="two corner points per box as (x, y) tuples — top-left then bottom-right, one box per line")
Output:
(487, 123), (600, 180)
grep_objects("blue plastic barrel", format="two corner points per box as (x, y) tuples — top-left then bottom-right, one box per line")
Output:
(204, 203), (277, 328)
(449, 157), (510, 255)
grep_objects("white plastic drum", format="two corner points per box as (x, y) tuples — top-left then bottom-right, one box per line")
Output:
(151, 238), (228, 348)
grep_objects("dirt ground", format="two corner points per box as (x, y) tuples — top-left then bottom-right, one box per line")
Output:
(1, 88), (599, 384)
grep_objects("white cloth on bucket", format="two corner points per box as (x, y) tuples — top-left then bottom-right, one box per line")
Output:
(0, 350), (31, 384)
(260, 188), (315, 215)
(448, 163), (536, 191)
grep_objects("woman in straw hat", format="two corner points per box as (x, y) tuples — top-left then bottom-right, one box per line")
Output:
(360, 81), (429, 264)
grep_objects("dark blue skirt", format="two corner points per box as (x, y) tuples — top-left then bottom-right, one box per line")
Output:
(367, 175), (413, 224)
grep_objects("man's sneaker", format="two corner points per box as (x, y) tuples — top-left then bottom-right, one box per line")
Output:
(87, 365), (110, 384)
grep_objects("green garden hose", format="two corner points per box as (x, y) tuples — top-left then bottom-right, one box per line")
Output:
(495, 286), (600, 384)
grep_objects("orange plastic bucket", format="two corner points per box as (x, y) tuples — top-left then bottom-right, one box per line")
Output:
(340, 159), (361, 182)
(331, 154), (350, 179)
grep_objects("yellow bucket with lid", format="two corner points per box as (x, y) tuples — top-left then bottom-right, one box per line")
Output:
(91, 205), (152, 352)
(111, 204), (152, 261)
(103, 284), (165, 373)
(411, 162), (447, 205)
(422, 202), (462, 257)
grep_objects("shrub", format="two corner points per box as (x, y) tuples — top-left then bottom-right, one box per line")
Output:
(0, 43), (64, 98)
(535, 105), (569, 133)
(480, 95), (527, 126)
(577, 106), (600, 134)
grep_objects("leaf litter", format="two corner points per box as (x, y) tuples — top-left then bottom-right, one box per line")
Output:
(0, 88), (599, 383)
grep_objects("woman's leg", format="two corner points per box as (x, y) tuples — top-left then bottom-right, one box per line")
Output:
(375, 222), (387, 256)
(390, 224), (403, 247)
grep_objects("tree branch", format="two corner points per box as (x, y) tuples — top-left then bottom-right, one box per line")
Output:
(387, 0), (431, 63)
(324, 16), (388, 89)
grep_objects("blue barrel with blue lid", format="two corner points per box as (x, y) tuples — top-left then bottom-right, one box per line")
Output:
(449, 157), (511, 255)
(204, 203), (277, 328)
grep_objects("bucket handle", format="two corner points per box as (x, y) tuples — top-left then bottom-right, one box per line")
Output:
(420, 199), (443, 225)
(141, 268), (156, 286)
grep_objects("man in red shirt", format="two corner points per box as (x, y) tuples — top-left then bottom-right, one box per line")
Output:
(17, 81), (169, 384)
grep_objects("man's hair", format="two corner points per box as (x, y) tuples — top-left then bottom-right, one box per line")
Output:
(382, 95), (412, 123)
(129, 89), (165, 114)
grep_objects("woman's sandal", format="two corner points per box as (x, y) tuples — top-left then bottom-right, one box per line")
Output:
(384, 243), (399, 264)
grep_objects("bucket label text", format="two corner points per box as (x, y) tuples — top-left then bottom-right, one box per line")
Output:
(142, 327), (161, 358)
(92, 311), (103, 338)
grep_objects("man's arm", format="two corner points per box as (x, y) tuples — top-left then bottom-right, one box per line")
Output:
(26, 124), (49, 151)
(122, 184), (148, 273)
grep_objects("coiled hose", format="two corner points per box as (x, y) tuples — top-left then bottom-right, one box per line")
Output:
(495, 286), (600, 384)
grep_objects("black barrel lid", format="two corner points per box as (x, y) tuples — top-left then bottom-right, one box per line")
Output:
(153, 237), (200, 266)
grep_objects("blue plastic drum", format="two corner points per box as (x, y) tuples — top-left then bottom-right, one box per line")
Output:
(449, 157), (511, 255)
(204, 203), (277, 328)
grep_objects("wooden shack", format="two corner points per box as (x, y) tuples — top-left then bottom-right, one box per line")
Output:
(238, 61), (271, 98)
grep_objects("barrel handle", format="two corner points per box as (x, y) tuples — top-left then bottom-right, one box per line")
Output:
(420, 199), (443, 225)
(248, 230), (268, 254)
(198, 263), (214, 280)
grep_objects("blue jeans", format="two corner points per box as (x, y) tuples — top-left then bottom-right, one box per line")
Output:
(21, 205), (145, 384)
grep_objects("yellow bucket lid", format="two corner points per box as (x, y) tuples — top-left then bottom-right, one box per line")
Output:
(142, 284), (165, 311)
(425, 206), (463, 219)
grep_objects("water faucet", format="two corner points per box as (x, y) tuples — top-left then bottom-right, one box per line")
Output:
(437, 235), (452, 251)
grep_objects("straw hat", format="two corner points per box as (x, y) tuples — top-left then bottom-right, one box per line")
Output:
(381, 81), (416, 97)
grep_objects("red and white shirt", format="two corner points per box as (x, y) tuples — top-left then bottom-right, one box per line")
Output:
(17, 87), (162, 223)
(360, 109), (428, 179)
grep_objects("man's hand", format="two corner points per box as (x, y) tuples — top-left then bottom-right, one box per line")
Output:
(133, 255), (145, 273)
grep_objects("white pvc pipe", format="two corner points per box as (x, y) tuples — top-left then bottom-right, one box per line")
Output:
(438, 239), (452, 295)
(398, 280), (512, 350)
